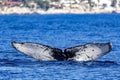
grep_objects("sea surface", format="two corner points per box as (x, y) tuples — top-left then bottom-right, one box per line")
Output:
(0, 14), (120, 80)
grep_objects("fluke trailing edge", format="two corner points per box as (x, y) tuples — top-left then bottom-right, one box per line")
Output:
(12, 41), (112, 61)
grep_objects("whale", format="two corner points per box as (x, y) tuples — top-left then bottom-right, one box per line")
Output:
(12, 42), (112, 61)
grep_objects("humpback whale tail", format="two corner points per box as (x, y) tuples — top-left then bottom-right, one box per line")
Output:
(12, 41), (112, 61)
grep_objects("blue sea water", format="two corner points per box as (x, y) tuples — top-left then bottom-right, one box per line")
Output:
(0, 14), (120, 80)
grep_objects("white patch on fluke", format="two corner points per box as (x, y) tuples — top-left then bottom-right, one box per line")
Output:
(66, 43), (112, 61)
(12, 42), (56, 61)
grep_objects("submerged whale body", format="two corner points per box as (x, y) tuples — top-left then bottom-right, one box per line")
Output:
(12, 42), (112, 61)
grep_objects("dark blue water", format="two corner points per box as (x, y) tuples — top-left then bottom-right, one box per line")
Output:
(0, 14), (120, 80)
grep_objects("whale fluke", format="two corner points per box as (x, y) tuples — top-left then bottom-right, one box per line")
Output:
(64, 42), (112, 61)
(12, 42), (112, 61)
(12, 42), (65, 61)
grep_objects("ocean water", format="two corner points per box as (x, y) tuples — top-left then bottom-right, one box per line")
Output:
(0, 14), (120, 80)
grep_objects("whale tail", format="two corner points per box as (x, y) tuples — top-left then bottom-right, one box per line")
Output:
(12, 41), (112, 61)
